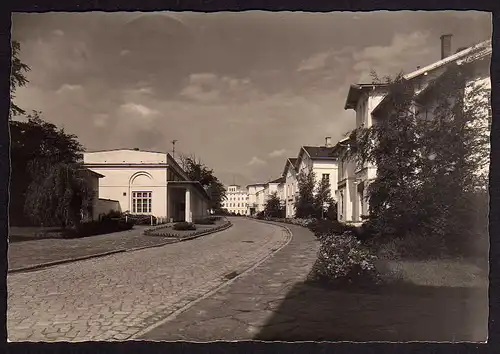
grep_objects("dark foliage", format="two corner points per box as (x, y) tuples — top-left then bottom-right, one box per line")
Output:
(62, 219), (134, 238)
(173, 222), (197, 231)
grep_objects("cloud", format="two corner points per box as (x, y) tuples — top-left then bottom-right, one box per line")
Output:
(124, 86), (154, 96)
(120, 102), (159, 117)
(93, 113), (110, 127)
(352, 31), (431, 81)
(297, 52), (331, 72)
(120, 49), (130, 56)
(247, 156), (266, 166)
(179, 73), (260, 103)
(268, 149), (287, 158)
(52, 29), (64, 36)
(56, 84), (83, 94)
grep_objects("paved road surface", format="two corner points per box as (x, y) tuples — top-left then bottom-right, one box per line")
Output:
(7, 218), (288, 342)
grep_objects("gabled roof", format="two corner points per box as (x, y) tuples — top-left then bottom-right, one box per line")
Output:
(345, 38), (491, 112)
(302, 146), (338, 160)
(268, 176), (285, 184)
(404, 39), (491, 81)
(282, 157), (298, 176)
(344, 83), (389, 110)
(344, 39), (492, 113)
(371, 38), (491, 117)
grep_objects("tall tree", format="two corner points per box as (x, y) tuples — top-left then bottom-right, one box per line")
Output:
(348, 63), (490, 255)
(313, 176), (336, 219)
(10, 112), (85, 225)
(24, 161), (94, 228)
(263, 191), (285, 218)
(294, 169), (316, 218)
(10, 40), (30, 118)
(179, 154), (227, 212)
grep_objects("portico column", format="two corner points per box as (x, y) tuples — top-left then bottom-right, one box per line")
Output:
(185, 188), (192, 222)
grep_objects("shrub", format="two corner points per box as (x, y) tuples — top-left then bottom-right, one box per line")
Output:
(195, 217), (215, 225)
(63, 218), (134, 238)
(308, 231), (380, 287)
(173, 222), (196, 231)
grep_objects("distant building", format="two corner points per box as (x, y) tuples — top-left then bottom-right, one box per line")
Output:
(246, 183), (266, 215)
(222, 184), (249, 215)
(83, 149), (211, 222)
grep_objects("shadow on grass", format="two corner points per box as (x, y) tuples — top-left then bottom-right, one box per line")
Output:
(253, 279), (488, 342)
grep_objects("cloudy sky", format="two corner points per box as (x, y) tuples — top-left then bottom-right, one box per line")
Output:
(12, 11), (491, 186)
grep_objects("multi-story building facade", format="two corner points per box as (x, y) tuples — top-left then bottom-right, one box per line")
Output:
(246, 177), (286, 215)
(337, 34), (491, 224)
(283, 158), (299, 218)
(282, 139), (339, 218)
(247, 183), (266, 215)
(222, 184), (249, 215)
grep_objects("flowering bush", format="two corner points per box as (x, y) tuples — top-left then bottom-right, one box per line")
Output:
(309, 231), (380, 287)
(145, 221), (231, 238)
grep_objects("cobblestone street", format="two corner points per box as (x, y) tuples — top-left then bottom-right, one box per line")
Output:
(7, 218), (289, 342)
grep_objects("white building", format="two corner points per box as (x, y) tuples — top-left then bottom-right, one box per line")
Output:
(222, 184), (249, 215)
(338, 34), (491, 224)
(282, 157), (299, 218)
(246, 177), (286, 215)
(83, 148), (211, 222)
(246, 183), (266, 215)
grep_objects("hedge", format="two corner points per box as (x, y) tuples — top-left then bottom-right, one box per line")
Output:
(145, 221), (232, 238)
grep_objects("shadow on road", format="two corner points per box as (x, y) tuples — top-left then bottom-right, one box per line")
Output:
(253, 279), (488, 342)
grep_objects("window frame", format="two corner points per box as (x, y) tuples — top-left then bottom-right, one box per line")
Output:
(132, 191), (152, 214)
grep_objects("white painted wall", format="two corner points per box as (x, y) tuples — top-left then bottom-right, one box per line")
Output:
(83, 150), (207, 220)
(284, 168), (298, 218)
(311, 160), (339, 202)
(222, 185), (248, 215)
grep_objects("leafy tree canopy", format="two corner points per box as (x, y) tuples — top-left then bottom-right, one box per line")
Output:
(263, 191), (285, 218)
(345, 64), (490, 255)
(24, 161), (94, 228)
(10, 40), (30, 118)
(179, 154), (227, 211)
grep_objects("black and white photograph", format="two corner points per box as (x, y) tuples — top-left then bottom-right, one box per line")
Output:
(7, 10), (492, 342)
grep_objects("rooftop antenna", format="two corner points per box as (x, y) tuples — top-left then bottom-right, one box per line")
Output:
(171, 139), (178, 159)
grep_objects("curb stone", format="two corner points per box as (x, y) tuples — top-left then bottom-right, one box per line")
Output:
(8, 249), (128, 274)
(8, 221), (233, 274)
(131, 219), (293, 339)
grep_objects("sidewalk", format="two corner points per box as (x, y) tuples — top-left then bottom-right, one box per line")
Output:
(138, 221), (488, 342)
(8, 220), (230, 272)
(8, 226), (160, 272)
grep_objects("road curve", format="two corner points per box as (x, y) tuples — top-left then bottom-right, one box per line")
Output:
(7, 217), (289, 342)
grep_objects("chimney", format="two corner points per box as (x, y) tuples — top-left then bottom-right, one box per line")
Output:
(325, 136), (332, 148)
(440, 34), (452, 59)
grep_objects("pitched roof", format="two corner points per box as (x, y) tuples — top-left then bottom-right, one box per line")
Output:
(345, 38), (491, 112)
(282, 157), (298, 176)
(371, 38), (491, 117)
(302, 146), (338, 160)
(344, 83), (389, 110)
(403, 39), (491, 80)
(268, 176), (285, 184)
